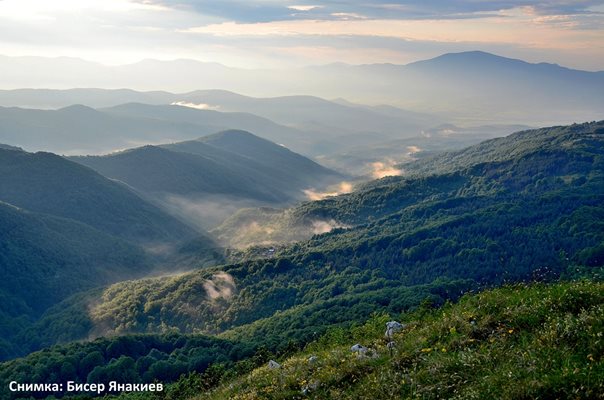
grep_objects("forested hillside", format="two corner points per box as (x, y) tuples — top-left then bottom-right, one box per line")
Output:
(216, 121), (604, 246)
(0, 202), (147, 360)
(0, 148), (196, 244)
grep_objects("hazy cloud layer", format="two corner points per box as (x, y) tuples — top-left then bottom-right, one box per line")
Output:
(139, 1), (604, 21)
(0, 0), (602, 70)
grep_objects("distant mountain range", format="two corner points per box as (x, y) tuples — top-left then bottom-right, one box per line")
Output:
(0, 103), (307, 155)
(0, 51), (601, 124)
(0, 90), (439, 156)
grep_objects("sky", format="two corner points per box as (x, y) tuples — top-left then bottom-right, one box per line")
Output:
(0, 0), (603, 70)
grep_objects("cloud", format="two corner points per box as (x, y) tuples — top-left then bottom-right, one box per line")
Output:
(162, 194), (261, 230)
(181, 14), (594, 44)
(138, 1), (604, 22)
(331, 12), (367, 20)
(288, 5), (322, 12)
(171, 100), (220, 110)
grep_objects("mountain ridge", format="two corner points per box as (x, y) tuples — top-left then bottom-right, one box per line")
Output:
(0, 51), (600, 124)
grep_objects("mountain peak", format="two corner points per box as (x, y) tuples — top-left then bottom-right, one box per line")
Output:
(204, 129), (256, 140)
(412, 51), (526, 67)
(57, 104), (99, 114)
(201, 128), (267, 142)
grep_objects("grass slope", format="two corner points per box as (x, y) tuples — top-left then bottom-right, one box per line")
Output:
(199, 280), (604, 400)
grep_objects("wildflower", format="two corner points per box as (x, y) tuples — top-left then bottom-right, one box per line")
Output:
(421, 348), (432, 353)
(441, 348), (447, 353)
(508, 329), (514, 334)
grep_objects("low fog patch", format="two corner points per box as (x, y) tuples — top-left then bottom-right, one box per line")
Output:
(407, 145), (421, 154)
(162, 193), (266, 230)
(303, 181), (353, 201)
(204, 272), (236, 301)
(311, 219), (350, 234)
(370, 160), (404, 179)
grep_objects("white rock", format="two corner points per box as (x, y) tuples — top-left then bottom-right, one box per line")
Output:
(385, 321), (406, 338)
(350, 344), (366, 353)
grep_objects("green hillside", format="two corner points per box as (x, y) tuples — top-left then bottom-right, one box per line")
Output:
(0, 148), (196, 244)
(0, 202), (147, 360)
(403, 122), (604, 176)
(216, 120), (604, 247)
(74, 145), (287, 202)
(0, 147), (223, 359)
